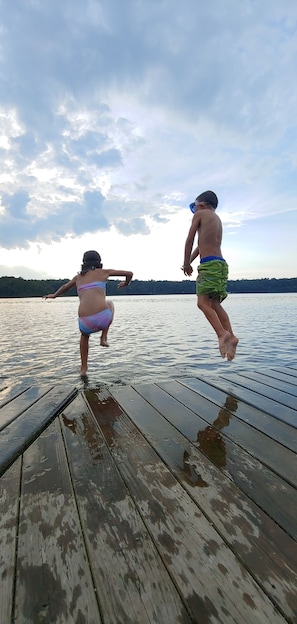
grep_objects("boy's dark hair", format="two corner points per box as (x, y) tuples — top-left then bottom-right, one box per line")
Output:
(197, 190), (218, 209)
(81, 250), (103, 274)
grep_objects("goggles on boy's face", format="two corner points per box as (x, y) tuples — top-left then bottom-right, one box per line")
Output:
(189, 199), (199, 213)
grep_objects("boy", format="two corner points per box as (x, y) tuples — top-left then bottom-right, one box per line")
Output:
(182, 190), (238, 360)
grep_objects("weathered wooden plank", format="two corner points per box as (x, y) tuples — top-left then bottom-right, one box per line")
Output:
(0, 386), (77, 476)
(111, 384), (297, 623)
(0, 382), (30, 408)
(14, 418), (101, 624)
(154, 380), (296, 487)
(0, 385), (54, 431)
(61, 392), (192, 624)
(239, 369), (297, 393)
(129, 381), (297, 538)
(219, 372), (297, 410)
(87, 388), (286, 624)
(176, 376), (296, 452)
(273, 366), (297, 377)
(201, 375), (296, 427)
(0, 457), (21, 624)
(272, 366), (297, 378)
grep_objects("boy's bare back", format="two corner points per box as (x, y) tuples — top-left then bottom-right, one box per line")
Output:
(185, 206), (223, 264)
(194, 208), (223, 259)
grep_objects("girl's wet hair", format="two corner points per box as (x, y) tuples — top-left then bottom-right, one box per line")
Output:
(80, 250), (103, 274)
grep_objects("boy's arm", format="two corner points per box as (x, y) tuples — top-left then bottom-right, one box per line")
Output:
(43, 276), (77, 299)
(182, 215), (199, 275)
(190, 245), (200, 263)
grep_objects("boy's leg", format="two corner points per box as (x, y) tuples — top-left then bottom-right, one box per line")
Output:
(197, 295), (230, 358)
(100, 301), (114, 347)
(211, 299), (233, 335)
(80, 333), (89, 375)
(211, 299), (238, 360)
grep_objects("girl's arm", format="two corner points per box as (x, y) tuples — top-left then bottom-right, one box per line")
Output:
(106, 269), (133, 288)
(43, 276), (77, 299)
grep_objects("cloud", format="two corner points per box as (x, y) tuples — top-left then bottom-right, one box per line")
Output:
(2, 189), (30, 218)
(0, 264), (53, 280)
(116, 217), (150, 236)
(0, 0), (296, 261)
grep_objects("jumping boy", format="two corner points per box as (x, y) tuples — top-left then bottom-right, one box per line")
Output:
(182, 190), (238, 360)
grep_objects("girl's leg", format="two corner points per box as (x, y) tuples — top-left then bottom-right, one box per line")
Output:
(80, 333), (89, 375)
(100, 301), (114, 347)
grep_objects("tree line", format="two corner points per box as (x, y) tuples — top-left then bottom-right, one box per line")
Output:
(0, 275), (296, 297)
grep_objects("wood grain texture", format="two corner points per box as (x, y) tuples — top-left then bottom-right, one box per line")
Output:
(0, 458), (21, 624)
(200, 375), (297, 427)
(156, 379), (296, 487)
(2, 368), (296, 624)
(61, 392), (192, 624)
(0, 385), (53, 431)
(178, 376), (296, 452)
(112, 383), (297, 623)
(14, 418), (101, 624)
(0, 386), (77, 476)
(88, 388), (286, 624)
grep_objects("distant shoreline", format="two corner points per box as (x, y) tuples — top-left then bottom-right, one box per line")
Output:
(0, 276), (296, 298)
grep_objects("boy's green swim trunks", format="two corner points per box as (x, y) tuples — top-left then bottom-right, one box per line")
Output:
(196, 257), (228, 302)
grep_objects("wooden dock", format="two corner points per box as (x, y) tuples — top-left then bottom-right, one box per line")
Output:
(0, 366), (296, 623)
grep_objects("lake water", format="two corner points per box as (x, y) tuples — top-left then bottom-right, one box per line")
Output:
(0, 293), (296, 389)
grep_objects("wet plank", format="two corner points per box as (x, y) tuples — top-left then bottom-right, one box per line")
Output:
(1, 369), (296, 624)
(273, 366), (297, 379)
(154, 380), (296, 487)
(177, 376), (296, 452)
(0, 458), (21, 624)
(14, 418), (100, 624)
(0, 385), (54, 431)
(0, 386), (77, 476)
(219, 372), (297, 410)
(86, 388), (286, 624)
(202, 375), (297, 427)
(272, 366), (297, 378)
(0, 382), (30, 408)
(124, 381), (296, 539)
(236, 369), (297, 395)
(61, 392), (191, 624)
(111, 384), (297, 622)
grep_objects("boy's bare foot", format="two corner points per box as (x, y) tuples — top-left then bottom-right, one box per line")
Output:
(80, 366), (88, 376)
(218, 332), (231, 358)
(226, 336), (239, 361)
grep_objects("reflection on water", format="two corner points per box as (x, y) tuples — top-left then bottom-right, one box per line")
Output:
(182, 450), (209, 487)
(196, 396), (238, 468)
(0, 294), (297, 388)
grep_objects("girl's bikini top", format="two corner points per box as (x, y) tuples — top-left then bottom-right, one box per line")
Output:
(77, 281), (106, 292)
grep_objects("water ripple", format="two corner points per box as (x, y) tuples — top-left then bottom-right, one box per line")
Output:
(0, 294), (296, 389)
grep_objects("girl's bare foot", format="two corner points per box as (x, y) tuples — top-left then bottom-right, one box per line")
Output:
(100, 329), (110, 347)
(226, 336), (239, 361)
(218, 331), (231, 358)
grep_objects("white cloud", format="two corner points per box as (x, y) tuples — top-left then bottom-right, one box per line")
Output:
(0, 0), (297, 279)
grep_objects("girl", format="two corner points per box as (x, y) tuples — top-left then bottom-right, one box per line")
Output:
(44, 250), (133, 375)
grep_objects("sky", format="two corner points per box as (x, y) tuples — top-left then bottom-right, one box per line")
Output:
(0, 0), (297, 282)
